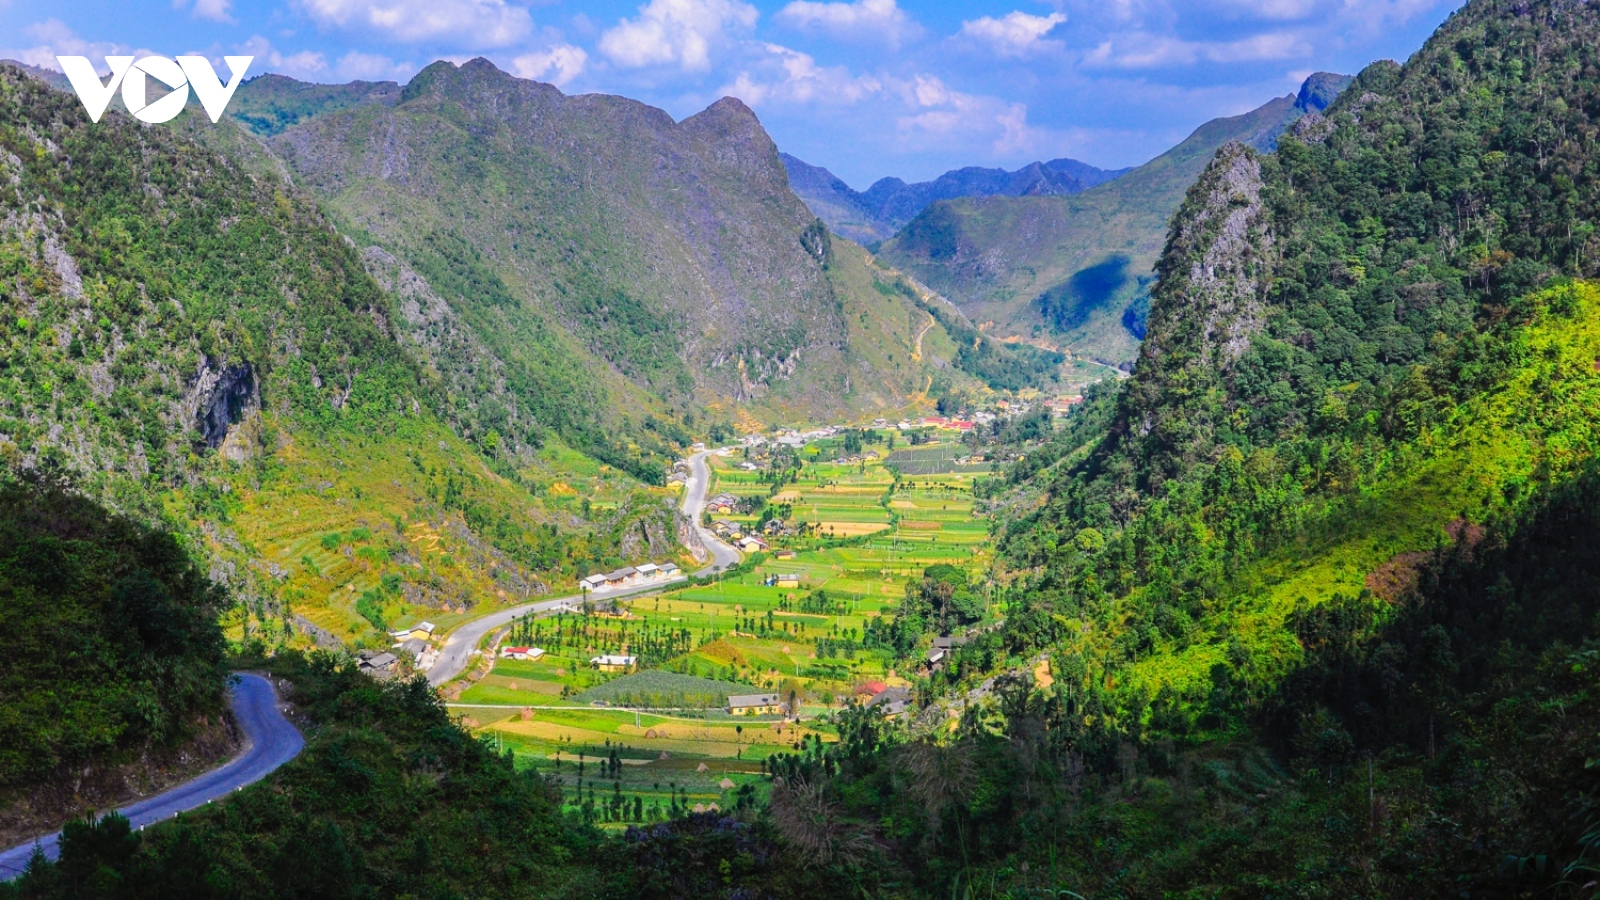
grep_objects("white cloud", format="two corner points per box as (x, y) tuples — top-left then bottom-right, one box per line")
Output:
(774, 0), (921, 50)
(173, 0), (236, 24)
(599, 0), (758, 72)
(296, 0), (533, 47)
(891, 73), (1041, 156)
(0, 19), (156, 72)
(335, 50), (416, 81)
(1083, 30), (1308, 68)
(236, 35), (330, 80)
(721, 42), (881, 105)
(512, 44), (588, 86)
(959, 11), (1067, 58)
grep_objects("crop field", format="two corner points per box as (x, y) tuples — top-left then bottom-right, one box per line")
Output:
(453, 432), (998, 821)
(886, 445), (994, 475)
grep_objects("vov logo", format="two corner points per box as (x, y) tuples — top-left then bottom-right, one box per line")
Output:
(57, 55), (253, 124)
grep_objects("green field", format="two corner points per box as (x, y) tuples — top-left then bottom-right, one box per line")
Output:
(451, 434), (998, 822)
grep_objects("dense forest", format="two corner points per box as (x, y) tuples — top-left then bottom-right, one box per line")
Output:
(0, 477), (228, 798)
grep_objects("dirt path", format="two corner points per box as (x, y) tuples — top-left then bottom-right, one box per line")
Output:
(911, 312), (936, 362)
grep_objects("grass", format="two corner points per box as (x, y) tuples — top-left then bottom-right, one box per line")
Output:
(1091, 282), (1600, 715)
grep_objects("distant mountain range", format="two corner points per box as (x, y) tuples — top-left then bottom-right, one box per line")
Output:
(781, 153), (1131, 245)
(874, 72), (1353, 371)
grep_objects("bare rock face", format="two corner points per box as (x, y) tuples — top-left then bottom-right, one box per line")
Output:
(192, 358), (258, 450)
(1111, 142), (1278, 488)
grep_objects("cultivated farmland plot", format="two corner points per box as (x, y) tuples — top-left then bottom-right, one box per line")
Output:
(451, 435), (999, 824)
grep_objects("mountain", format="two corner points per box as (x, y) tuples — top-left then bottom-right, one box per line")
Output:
(229, 59), (1010, 435)
(782, 152), (1131, 244)
(0, 62), (689, 664)
(877, 71), (1352, 372)
(909, 0), (1600, 892)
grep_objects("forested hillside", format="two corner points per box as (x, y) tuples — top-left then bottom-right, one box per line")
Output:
(0, 64), (668, 652)
(879, 72), (1351, 370)
(0, 477), (229, 848)
(727, 0), (1600, 895)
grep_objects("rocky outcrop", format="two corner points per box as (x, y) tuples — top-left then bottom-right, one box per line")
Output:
(192, 358), (257, 450)
(1110, 142), (1278, 488)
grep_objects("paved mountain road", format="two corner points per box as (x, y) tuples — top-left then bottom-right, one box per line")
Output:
(426, 450), (741, 687)
(0, 673), (304, 879)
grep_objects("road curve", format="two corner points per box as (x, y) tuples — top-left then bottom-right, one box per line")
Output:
(0, 673), (304, 879)
(682, 450), (742, 570)
(427, 450), (742, 687)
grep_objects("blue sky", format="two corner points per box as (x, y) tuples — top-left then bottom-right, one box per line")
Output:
(2, 0), (1465, 186)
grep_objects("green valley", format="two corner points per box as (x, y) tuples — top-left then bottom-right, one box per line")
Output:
(8, 0), (1600, 897)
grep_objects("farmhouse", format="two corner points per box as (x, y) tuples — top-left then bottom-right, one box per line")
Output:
(774, 549), (797, 560)
(867, 686), (912, 719)
(739, 536), (768, 552)
(500, 646), (545, 660)
(580, 574), (608, 591)
(635, 563), (660, 580)
(396, 638), (429, 659)
(854, 681), (888, 703)
(604, 567), (638, 587)
(357, 650), (397, 678)
(769, 573), (801, 589)
(658, 563), (680, 578)
(727, 693), (783, 716)
(590, 654), (637, 673)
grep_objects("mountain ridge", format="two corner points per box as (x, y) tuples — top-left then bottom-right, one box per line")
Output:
(877, 71), (1353, 374)
(782, 151), (1131, 244)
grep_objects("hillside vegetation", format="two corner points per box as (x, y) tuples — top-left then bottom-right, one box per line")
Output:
(235, 59), (995, 432)
(0, 478), (227, 822)
(0, 65), (662, 650)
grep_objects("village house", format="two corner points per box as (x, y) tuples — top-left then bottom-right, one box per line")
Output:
(590, 654), (637, 673)
(774, 549), (797, 561)
(357, 650), (398, 679)
(606, 566), (638, 587)
(727, 693), (783, 716)
(658, 562), (680, 579)
(867, 686), (912, 718)
(739, 535), (768, 553)
(396, 637), (429, 660)
(853, 680), (888, 703)
(389, 621), (436, 643)
(767, 573), (800, 589)
(635, 563), (660, 581)
(500, 646), (546, 661)
(580, 573), (608, 591)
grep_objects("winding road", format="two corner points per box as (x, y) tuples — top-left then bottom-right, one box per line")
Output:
(426, 450), (740, 687)
(0, 673), (303, 879)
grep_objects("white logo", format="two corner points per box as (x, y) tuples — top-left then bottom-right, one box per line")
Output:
(56, 55), (253, 124)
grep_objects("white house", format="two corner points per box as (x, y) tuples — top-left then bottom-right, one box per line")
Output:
(500, 646), (546, 661)
(590, 654), (637, 672)
(636, 563), (660, 580)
